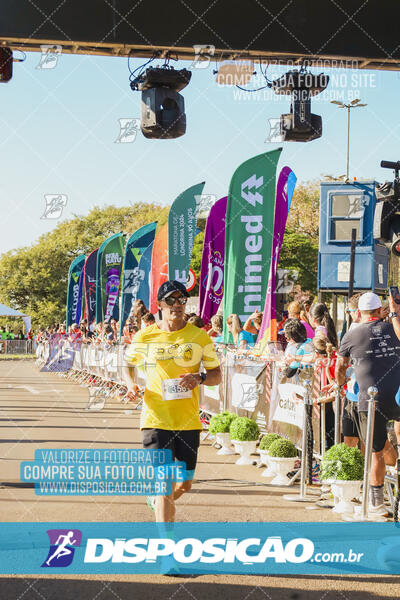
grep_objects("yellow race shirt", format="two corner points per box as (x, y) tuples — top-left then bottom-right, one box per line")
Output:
(125, 323), (220, 431)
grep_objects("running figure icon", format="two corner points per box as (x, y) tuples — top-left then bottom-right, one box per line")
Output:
(42, 529), (82, 568)
(46, 531), (77, 565)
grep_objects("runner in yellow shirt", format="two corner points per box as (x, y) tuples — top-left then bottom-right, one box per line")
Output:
(124, 280), (221, 522)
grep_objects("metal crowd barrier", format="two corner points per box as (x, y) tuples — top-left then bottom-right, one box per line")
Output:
(36, 340), (400, 518)
(36, 341), (326, 454)
(0, 339), (35, 354)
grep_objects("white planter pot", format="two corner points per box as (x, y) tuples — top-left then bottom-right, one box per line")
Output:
(234, 440), (257, 465)
(268, 456), (296, 486)
(259, 450), (275, 478)
(215, 432), (235, 455)
(231, 440), (240, 454)
(331, 480), (361, 514)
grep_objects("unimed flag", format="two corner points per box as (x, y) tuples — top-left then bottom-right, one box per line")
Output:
(66, 255), (85, 328)
(257, 167), (297, 344)
(96, 233), (125, 323)
(198, 196), (227, 324)
(120, 222), (157, 334)
(223, 149), (282, 343)
(168, 182), (204, 285)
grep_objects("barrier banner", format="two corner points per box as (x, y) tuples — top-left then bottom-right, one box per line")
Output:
(168, 182), (204, 284)
(119, 223), (157, 334)
(96, 233), (125, 323)
(198, 196), (227, 324)
(223, 149), (282, 342)
(136, 240), (154, 309)
(258, 167), (297, 343)
(66, 255), (86, 328)
(1, 522), (399, 575)
(149, 223), (168, 314)
(83, 249), (98, 325)
(273, 382), (305, 428)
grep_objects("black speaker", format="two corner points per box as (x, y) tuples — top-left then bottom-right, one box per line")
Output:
(0, 47), (13, 82)
(141, 88), (186, 139)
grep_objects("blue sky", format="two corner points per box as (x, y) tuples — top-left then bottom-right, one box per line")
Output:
(1, 50), (400, 255)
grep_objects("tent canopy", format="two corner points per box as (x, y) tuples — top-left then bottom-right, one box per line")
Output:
(0, 303), (28, 318)
(0, 303), (31, 332)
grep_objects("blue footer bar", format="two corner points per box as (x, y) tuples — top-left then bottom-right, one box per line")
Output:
(1, 522), (400, 575)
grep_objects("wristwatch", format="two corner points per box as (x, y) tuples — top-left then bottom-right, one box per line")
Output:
(198, 372), (207, 385)
(389, 312), (399, 320)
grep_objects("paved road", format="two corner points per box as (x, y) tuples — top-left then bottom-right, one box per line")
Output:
(0, 360), (398, 598)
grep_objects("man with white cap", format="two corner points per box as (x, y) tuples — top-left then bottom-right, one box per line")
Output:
(336, 291), (400, 516)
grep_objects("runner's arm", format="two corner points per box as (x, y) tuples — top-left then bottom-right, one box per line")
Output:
(335, 355), (350, 386)
(179, 366), (222, 390)
(389, 294), (400, 341)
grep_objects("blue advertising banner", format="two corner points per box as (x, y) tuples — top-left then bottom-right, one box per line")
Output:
(66, 255), (85, 328)
(119, 222), (157, 334)
(0, 522), (399, 575)
(95, 233), (125, 323)
(136, 240), (154, 309)
(83, 249), (98, 326)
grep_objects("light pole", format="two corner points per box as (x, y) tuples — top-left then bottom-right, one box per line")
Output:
(331, 99), (367, 181)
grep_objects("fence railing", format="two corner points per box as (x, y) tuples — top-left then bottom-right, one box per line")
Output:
(36, 341), (329, 455)
(0, 339), (35, 354)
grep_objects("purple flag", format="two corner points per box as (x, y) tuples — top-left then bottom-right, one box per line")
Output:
(257, 167), (296, 343)
(198, 196), (227, 324)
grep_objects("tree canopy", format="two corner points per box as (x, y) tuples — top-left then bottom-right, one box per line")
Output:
(278, 181), (320, 294)
(0, 204), (168, 328)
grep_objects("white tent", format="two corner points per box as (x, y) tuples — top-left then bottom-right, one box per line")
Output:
(0, 303), (31, 332)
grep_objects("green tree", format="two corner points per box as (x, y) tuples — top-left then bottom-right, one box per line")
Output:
(189, 221), (205, 297)
(278, 230), (319, 294)
(278, 180), (320, 294)
(286, 181), (320, 240)
(0, 204), (168, 329)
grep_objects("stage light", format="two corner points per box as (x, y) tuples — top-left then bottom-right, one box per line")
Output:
(272, 69), (329, 142)
(130, 66), (191, 139)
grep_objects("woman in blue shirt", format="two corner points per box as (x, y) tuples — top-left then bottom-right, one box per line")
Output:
(226, 314), (254, 349)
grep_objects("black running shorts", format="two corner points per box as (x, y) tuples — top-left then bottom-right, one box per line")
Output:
(359, 408), (400, 453)
(142, 428), (200, 475)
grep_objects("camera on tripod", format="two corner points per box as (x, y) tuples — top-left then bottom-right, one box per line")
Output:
(374, 160), (400, 256)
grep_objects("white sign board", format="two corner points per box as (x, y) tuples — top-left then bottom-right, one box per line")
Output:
(272, 383), (305, 429)
(337, 261), (350, 282)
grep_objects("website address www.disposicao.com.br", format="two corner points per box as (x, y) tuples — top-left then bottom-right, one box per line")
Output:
(82, 536), (364, 566)
(1, 523), (398, 575)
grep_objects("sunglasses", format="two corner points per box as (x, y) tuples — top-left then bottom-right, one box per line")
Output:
(163, 295), (188, 306)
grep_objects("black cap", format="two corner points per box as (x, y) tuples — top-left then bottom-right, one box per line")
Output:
(157, 280), (189, 301)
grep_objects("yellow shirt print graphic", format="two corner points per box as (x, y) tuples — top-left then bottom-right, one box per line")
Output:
(125, 323), (219, 431)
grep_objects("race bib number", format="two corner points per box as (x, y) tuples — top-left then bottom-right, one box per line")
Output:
(161, 378), (193, 401)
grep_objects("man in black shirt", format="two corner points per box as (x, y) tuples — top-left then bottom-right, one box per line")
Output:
(336, 292), (400, 516)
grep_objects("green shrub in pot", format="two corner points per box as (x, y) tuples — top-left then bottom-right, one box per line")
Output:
(229, 416), (259, 441)
(320, 443), (364, 481)
(268, 438), (297, 458)
(259, 433), (282, 451)
(209, 412), (238, 435)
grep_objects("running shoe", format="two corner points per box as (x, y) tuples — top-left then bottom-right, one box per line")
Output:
(368, 503), (390, 517)
(146, 496), (156, 512)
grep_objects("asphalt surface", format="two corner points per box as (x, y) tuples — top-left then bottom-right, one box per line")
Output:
(0, 359), (398, 599)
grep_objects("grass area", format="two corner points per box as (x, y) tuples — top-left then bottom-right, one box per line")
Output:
(0, 354), (36, 360)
